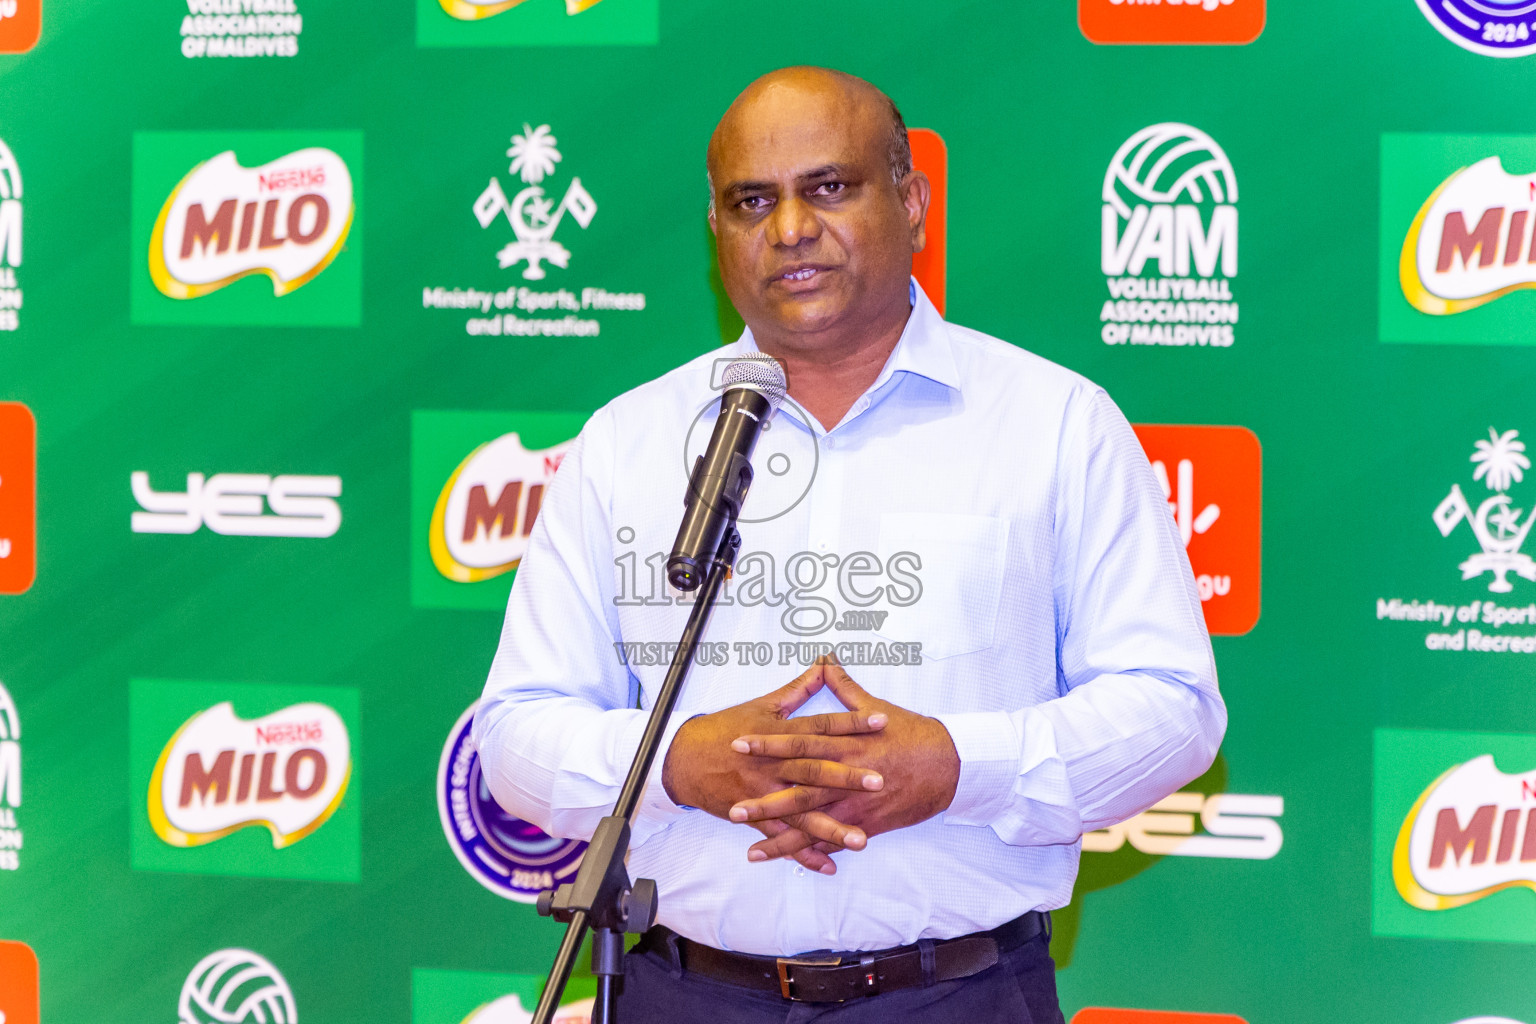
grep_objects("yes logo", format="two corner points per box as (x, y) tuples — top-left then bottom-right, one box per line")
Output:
(0, 940), (38, 1024)
(130, 679), (360, 882)
(1100, 124), (1240, 348)
(1133, 425), (1261, 635)
(1082, 791), (1283, 860)
(131, 471), (342, 538)
(412, 411), (585, 609)
(1375, 728), (1536, 944)
(0, 403), (34, 594)
(131, 132), (362, 327)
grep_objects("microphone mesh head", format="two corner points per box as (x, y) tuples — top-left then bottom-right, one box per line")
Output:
(722, 355), (788, 411)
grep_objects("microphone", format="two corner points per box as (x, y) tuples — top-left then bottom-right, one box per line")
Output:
(667, 355), (788, 591)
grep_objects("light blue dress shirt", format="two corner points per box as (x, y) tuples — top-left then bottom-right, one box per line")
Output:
(474, 280), (1226, 955)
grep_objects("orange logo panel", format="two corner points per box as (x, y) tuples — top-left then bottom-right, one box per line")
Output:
(1133, 424), (1261, 636)
(0, 0), (40, 53)
(0, 402), (35, 595)
(1079, 0), (1264, 45)
(1073, 1011), (1248, 1024)
(0, 940), (39, 1024)
(910, 128), (946, 315)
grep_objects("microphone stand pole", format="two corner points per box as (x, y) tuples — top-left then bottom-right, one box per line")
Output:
(530, 526), (742, 1024)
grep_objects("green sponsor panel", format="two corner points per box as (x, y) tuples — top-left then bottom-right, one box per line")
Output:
(415, 0), (658, 48)
(128, 678), (361, 882)
(129, 130), (364, 327)
(1379, 133), (1536, 346)
(412, 968), (596, 1023)
(1373, 727), (1536, 944)
(412, 410), (589, 610)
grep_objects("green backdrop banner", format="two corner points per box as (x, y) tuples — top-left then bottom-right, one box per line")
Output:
(1, 1), (1534, 1022)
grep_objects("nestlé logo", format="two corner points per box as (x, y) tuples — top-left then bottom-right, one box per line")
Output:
(149, 700), (351, 849)
(431, 432), (570, 583)
(150, 147), (352, 300)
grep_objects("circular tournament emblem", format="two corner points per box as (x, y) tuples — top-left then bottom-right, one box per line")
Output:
(437, 703), (585, 902)
(1416, 0), (1536, 56)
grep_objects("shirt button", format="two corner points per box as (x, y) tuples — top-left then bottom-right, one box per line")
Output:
(823, 437), (835, 450)
(794, 865), (806, 877)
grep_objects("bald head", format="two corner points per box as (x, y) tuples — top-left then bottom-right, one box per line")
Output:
(707, 67), (911, 208)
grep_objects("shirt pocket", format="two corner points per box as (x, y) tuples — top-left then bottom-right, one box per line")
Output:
(874, 512), (1010, 661)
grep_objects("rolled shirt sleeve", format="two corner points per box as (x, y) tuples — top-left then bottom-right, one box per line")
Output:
(937, 388), (1227, 846)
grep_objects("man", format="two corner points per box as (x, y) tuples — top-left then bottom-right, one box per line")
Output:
(473, 67), (1225, 1022)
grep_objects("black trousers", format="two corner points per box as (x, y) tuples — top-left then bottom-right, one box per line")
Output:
(615, 928), (1067, 1023)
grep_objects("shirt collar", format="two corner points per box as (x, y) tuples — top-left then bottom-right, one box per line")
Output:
(735, 277), (961, 395)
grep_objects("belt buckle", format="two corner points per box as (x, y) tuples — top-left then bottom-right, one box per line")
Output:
(775, 955), (841, 1000)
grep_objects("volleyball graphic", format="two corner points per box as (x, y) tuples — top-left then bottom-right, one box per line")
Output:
(178, 949), (297, 1024)
(1102, 123), (1237, 219)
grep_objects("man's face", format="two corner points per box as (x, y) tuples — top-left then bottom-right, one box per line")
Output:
(708, 79), (927, 346)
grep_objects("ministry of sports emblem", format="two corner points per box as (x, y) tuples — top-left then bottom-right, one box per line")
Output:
(474, 124), (596, 280)
(438, 703), (585, 902)
(1434, 428), (1534, 593)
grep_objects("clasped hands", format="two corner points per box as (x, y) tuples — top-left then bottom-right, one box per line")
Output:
(660, 657), (960, 874)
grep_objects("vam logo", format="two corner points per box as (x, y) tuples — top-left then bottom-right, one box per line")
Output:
(1133, 425), (1261, 634)
(150, 147), (351, 299)
(149, 700), (351, 849)
(0, 682), (20, 871)
(130, 679), (360, 882)
(1416, 0), (1536, 56)
(438, 702), (585, 902)
(131, 471), (342, 538)
(1078, 0), (1264, 45)
(1082, 790), (1282, 860)
(431, 432), (571, 583)
(180, 949), (295, 1024)
(0, 138), (23, 333)
(1100, 123), (1240, 348)
(1433, 428), (1533, 593)
(0, 403), (35, 594)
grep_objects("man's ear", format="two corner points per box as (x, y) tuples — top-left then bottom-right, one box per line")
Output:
(903, 171), (932, 253)
(708, 206), (718, 236)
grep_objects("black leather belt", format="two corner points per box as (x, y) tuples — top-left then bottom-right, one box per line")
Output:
(635, 910), (1048, 1003)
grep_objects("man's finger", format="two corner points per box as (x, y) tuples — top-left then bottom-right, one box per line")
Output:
(748, 827), (843, 873)
(729, 733), (847, 760)
(820, 659), (875, 709)
(746, 820), (836, 873)
(760, 661), (826, 717)
(729, 785), (837, 822)
(776, 758), (883, 792)
(780, 810), (867, 851)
